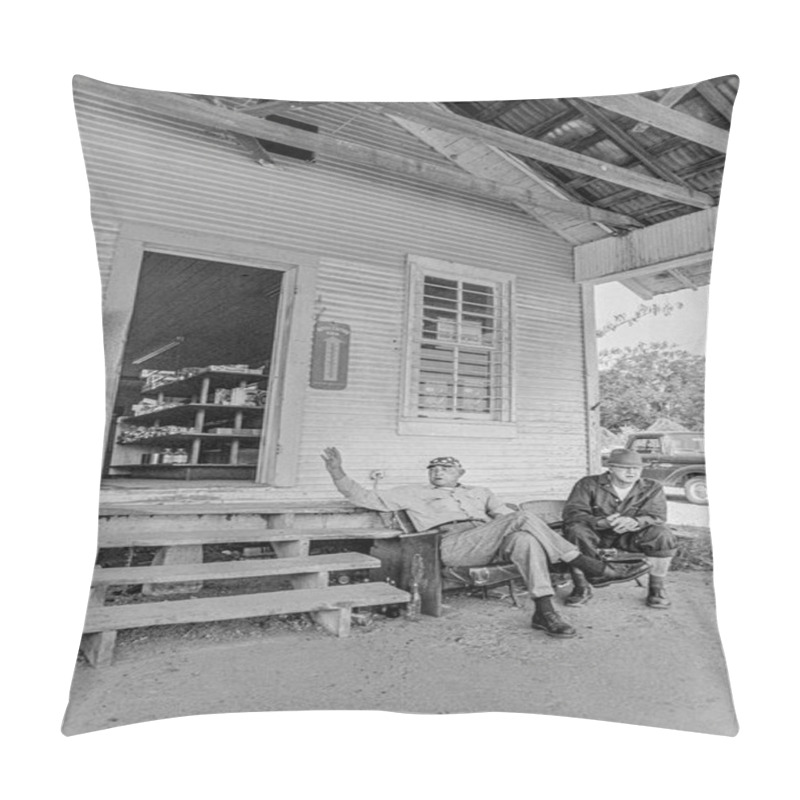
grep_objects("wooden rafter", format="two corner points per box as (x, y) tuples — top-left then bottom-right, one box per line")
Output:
(518, 159), (601, 207)
(694, 83), (733, 122)
(563, 97), (689, 186)
(620, 277), (655, 300)
(632, 83), (698, 133)
(520, 107), (579, 139)
(474, 99), (524, 122)
(667, 268), (698, 291)
(582, 152), (725, 213)
(566, 135), (725, 194)
(658, 83), (700, 107)
(74, 76), (640, 229)
(360, 101), (715, 208)
(584, 93), (728, 153)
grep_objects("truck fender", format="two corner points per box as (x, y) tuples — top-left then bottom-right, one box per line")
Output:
(666, 465), (706, 486)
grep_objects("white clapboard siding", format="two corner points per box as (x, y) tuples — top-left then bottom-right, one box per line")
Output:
(74, 87), (592, 499)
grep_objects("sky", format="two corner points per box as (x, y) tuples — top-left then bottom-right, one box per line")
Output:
(593, 282), (709, 355)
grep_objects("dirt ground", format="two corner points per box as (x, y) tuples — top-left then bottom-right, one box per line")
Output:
(63, 527), (736, 737)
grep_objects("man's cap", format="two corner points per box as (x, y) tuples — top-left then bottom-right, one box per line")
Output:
(427, 456), (462, 469)
(606, 449), (644, 468)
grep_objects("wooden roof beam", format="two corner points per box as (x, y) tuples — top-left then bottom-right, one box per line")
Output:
(580, 251), (712, 288)
(473, 99), (526, 122)
(632, 83), (698, 133)
(667, 268), (698, 291)
(520, 107), (580, 139)
(565, 139), (726, 195)
(563, 97), (690, 186)
(694, 82), (734, 122)
(620, 278), (655, 300)
(360, 101), (715, 208)
(584, 153), (726, 211)
(574, 209), (717, 286)
(73, 76), (640, 229)
(584, 93), (728, 153)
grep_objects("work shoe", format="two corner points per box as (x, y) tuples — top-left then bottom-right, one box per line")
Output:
(646, 578), (672, 609)
(589, 559), (650, 588)
(564, 584), (593, 606)
(531, 609), (577, 639)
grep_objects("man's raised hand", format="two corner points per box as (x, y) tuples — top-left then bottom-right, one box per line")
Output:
(321, 446), (345, 478)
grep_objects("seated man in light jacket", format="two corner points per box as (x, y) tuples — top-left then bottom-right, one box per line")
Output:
(322, 447), (650, 639)
(562, 448), (678, 609)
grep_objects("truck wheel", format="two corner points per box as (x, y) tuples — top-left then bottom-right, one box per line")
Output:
(684, 477), (708, 505)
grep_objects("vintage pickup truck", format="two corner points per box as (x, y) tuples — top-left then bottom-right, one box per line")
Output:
(605, 431), (707, 505)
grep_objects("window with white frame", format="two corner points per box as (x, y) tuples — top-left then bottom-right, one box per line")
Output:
(402, 256), (515, 430)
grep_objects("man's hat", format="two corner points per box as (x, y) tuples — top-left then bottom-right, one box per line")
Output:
(606, 449), (643, 468)
(427, 456), (462, 469)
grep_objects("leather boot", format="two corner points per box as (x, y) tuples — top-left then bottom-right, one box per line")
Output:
(646, 575), (671, 609)
(565, 568), (593, 606)
(531, 596), (577, 638)
(589, 559), (651, 587)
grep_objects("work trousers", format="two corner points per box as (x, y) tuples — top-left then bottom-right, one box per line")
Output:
(438, 511), (580, 599)
(562, 521), (678, 560)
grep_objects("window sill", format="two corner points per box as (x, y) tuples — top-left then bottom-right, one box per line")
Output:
(398, 419), (518, 438)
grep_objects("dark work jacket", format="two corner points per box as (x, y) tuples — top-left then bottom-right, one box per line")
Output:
(563, 472), (667, 532)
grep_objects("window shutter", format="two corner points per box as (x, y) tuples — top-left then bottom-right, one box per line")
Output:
(405, 258), (513, 423)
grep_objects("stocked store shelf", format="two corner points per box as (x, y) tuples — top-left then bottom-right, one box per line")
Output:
(111, 367), (267, 480)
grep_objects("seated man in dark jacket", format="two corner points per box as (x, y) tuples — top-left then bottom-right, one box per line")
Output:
(322, 447), (649, 639)
(562, 448), (677, 609)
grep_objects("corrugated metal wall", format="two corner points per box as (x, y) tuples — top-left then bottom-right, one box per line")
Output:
(75, 86), (590, 500)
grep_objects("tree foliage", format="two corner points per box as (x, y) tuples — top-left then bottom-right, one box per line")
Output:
(596, 300), (684, 339)
(598, 342), (705, 432)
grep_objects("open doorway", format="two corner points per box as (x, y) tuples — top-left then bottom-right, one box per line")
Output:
(104, 252), (283, 481)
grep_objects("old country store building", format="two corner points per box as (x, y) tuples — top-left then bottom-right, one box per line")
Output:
(74, 75), (736, 508)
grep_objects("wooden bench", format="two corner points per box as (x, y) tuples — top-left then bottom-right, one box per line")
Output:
(82, 514), (410, 667)
(370, 499), (567, 617)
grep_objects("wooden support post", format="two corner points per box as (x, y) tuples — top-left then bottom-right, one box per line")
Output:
(142, 544), (204, 595)
(230, 408), (244, 464)
(317, 607), (351, 637)
(80, 583), (116, 667)
(80, 630), (117, 667)
(268, 513), (348, 634)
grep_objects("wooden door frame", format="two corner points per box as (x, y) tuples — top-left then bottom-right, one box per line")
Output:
(580, 283), (602, 474)
(103, 222), (318, 486)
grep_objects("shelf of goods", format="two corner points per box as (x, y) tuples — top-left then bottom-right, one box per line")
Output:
(111, 368), (267, 480)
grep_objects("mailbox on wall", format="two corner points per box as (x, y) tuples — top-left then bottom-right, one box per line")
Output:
(310, 321), (350, 390)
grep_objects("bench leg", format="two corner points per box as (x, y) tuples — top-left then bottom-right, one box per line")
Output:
(370, 535), (442, 617)
(402, 534), (442, 617)
(80, 630), (117, 667)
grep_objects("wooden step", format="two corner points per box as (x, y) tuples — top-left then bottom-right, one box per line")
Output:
(99, 500), (360, 517)
(98, 526), (399, 548)
(92, 552), (379, 586)
(84, 582), (410, 633)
